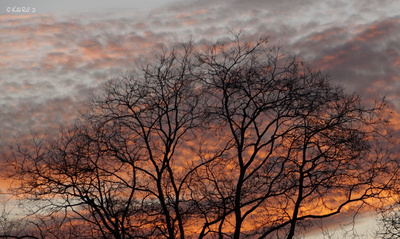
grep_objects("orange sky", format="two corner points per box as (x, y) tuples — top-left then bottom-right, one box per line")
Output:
(1, 0), (400, 237)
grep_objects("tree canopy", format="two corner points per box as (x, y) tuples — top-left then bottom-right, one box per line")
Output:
(3, 35), (396, 239)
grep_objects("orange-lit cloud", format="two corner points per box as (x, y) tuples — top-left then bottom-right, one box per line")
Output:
(0, 0), (399, 173)
(0, 2), (399, 238)
(175, 9), (208, 19)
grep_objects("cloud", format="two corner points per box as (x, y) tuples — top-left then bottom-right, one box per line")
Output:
(0, 0), (399, 151)
(0, 2), (399, 236)
(293, 17), (400, 97)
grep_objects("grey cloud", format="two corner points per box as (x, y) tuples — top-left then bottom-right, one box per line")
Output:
(0, 96), (81, 146)
(288, 16), (400, 100)
(1, 0), (399, 151)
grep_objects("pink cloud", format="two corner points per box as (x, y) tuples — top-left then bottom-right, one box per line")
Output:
(0, 0), (399, 168)
(0, 2), (399, 238)
(175, 9), (208, 19)
(79, 39), (107, 61)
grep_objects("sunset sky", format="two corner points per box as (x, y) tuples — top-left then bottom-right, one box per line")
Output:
(1, 0), (400, 237)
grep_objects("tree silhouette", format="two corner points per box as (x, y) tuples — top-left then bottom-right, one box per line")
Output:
(4, 35), (395, 239)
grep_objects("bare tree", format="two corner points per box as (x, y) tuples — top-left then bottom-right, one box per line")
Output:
(0, 195), (35, 239)
(84, 41), (209, 238)
(8, 125), (142, 238)
(4, 35), (395, 239)
(377, 204), (400, 238)
(7, 41), (208, 239)
(375, 180), (400, 239)
(193, 35), (394, 238)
